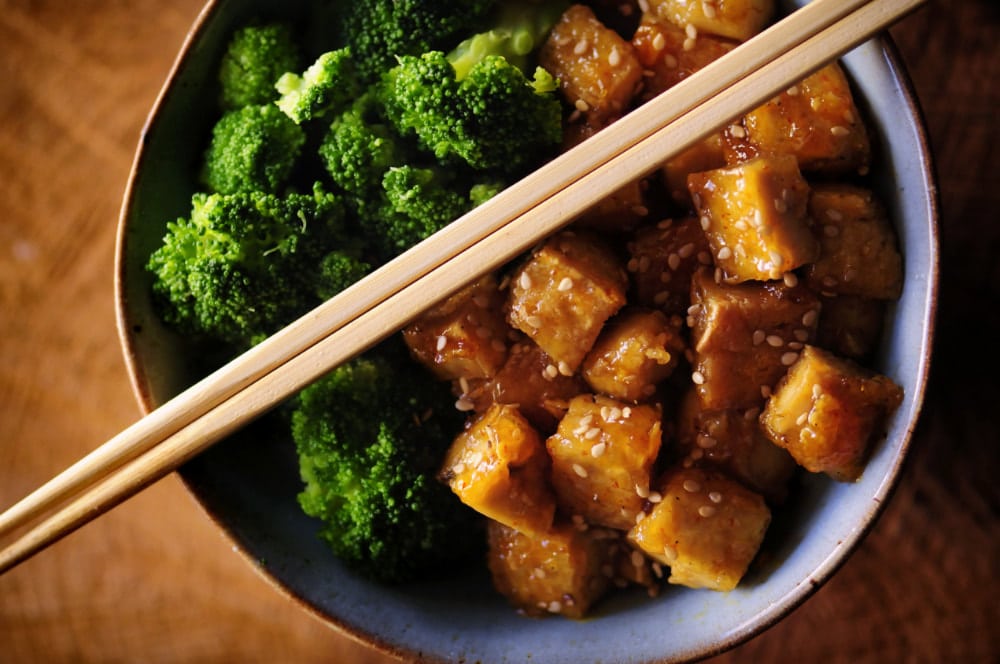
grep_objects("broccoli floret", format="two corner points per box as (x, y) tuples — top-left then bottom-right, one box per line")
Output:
(315, 250), (372, 301)
(318, 95), (407, 199)
(291, 349), (480, 583)
(147, 185), (348, 348)
(448, 0), (568, 80)
(276, 48), (361, 125)
(200, 104), (306, 195)
(373, 165), (470, 255)
(338, 0), (497, 84)
(218, 22), (302, 110)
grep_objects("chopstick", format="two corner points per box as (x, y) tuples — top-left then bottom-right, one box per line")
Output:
(0, 0), (924, 573)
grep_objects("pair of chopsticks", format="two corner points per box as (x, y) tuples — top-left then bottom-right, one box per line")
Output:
(0, 0), (924, 574)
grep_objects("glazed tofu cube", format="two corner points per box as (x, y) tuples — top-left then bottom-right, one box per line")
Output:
(805, 185), (903, 300)
(646, 0), (775, 42)
(739, 63), (871, 175)
(814, 294), (886, 361)
(759, 345), (904, 482)
(402, 274), (508, 381)
(487, 520), (614, 619)
(627, 216), (712, 317)
(582, 308), (685, 402)
(507, 231), (628, 372)
(631, 15), (738, 101)
(540, 4), (644, 121)
(546, 394), (663, 530)
(466, 340), (587, 433)
(689, 268), (822, 410)
(675, 388), (795, 503)
(628, 466), (771, 591)
(688, 153), (819, 283)
(660, 133), (729, 208)
(440, 404), (556, 536)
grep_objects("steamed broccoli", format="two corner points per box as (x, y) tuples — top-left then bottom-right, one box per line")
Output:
(218, 22), (302, 110)
(291, 349), (481, 582)
(377, 1), (565, 178)
(337, 0), (498, 84)
(200, 104), (306, 195)
(147, 185), (350, 348)
(373, 165), (472, 255)
(315, 250), (372, 301)
(275, 48), (360, 125)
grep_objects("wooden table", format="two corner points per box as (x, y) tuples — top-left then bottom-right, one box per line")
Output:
(1, 1), (996, 662)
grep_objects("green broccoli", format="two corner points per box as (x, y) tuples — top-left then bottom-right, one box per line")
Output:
(315, 250), (372, 301)
(372, 165), (471, 255)
(218, 22), (302, 110)
(147, 184), (350, 348)
(291, 349), (481, 583)
(200, 104), (306, 195)
(275, 48), (361, 125)
(337, 0), (498, 84)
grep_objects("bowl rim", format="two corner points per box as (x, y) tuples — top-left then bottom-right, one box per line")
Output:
(113, 2), (940, 661)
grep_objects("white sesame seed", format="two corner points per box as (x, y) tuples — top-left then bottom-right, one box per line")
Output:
(823, 224), (841, 238)
(544, 364), (559, 379)
(558, 360), (573, 376)
(703, 1), (717, 19)
(574, 38), (589, 56)
(638, 0), (650, 13)
(558, 277), (574, 291)
(452, 462), (466, 475)
(663, 53), (678, 69)
(794, 329), (810, 342)
(648, 491), (663, 504)
(632, 204), (650, 217)
(585, 427), (601, 440)
(783, 272), (800, 287)
(580, 413), (593, 426)
(455, 398), (475, 411)
(781, 351), (800, 366)
(717, 246), (733, 261)
(609, 47), (621, 67)
(526, 315), (543, 328)
(753, 329), (766, 346)
(652, 32), (666, 51)
(761, 385), (772, 398)
(575, 98), (590, 113)
(698, 505), (716, 517)
(663, 545), (679, 563)
(667, 252), (681, 271)
(830, 125), (851, 137)
(787, 85), (801, 96)
(591, 441), (607, 458)
(682, 479), (701, 493)
(691, 370), (706, 385)
(802, 310), (819, 327)
(708, 491), (723, 504)
(769, 249), (784, 266)
(685, 23), (698, 39)
(730, 124), (747, 139)
(622, 407), (632, 418)
(796, 412), (808, 426)
(435, 335), (447, 351)
(548, 600), (562, 613)
(573, 463), (589, 478)
(635, 483), (649, 499)
(766, 334), (784, 347)
(682, 37), (695, 51)
(519, 272), (532, 290)
(631, 550), (645, 568)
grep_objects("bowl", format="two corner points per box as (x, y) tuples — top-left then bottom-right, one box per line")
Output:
(114, 1), (938, 662)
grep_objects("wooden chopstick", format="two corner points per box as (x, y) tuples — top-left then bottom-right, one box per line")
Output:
(0, 0), (925, 573)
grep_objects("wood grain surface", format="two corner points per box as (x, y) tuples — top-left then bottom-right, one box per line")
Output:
(0, 1), (996, 662)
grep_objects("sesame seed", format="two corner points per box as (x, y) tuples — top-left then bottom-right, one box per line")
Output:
(730, 124), (747, 139)
(558, 360), (573, 376)
(678, 242), (696, 258)
(753, 329), (766, 345)
(455, 398), (475, 411)
(667, 252), (681, 271)
(781, 351), (800, 366)
(769, 249), (784, 266)
(638, 255), (651, 272)
(794, 328), (810, 342)
(691, 370), (706, 385)
(682, 37), (696, 51)
(682, 479), (701, 493)
(435, 335), (447, 351)
(691, 448), (704, 460)
(825, 208), (844, 221)
(548, 600), (562, 613)
(459, 377), (470, 395)
(685, 23), (698, 39)
(636, 483), (649, 498)
(787, 85), (801, 96)
(575, 98), (590, 113)
(697, 435), (718, 449)
(657, 218), (674, 229)
(558, 277), (574, 291)
(632, 204), (650, 217)
(580, 413), (594, 426)
(698, 250), (713, 265)
(652, 32), (666, 51)
(744, 407), (761, 421)
(622, 407), (632, 418)
(574, 38), (589, 56)
(631, 550), (645, 568)
(734, 219), (749, 231)
(708, 491), (723, 504)
(766, 334), (784, 347)
(526, 315), (543, 328)
(783, 272), (800, 287)
(830, 125), (851, 137)
(802, 310), (819, 327)
(663, 53), (678, 69)
(591, 441), (607, 458)
(654, 291), (670, 305)
(717, 246), (733, 261)
(585, 427), (601, 440)
(600, 406), (611, 420)
(703, 1), (717, 19)
(761, 385), (773, 398)
(698, 505), (716, 517)
(573, 463), (589, 478)
(544, 364), (559, 379)
(663, 545), (679, 563)
(648, 491), (663, 504)
(638, 0), (650, 13)
(796, 412), (808, 426)
(699, 215), (710, 231)
(609, 47), (621, 67)
(519, 272), (532, 289)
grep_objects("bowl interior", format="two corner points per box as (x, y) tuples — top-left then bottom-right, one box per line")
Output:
(115, 1), (938, 662)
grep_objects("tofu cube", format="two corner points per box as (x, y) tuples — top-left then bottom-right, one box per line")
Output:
(646, 0), (775, 42)
(675, 388), (796, 503)
(631, 15), (738, 101)
(805, 185), (903, 300)
(759, 345), (904, 481)
(628, 466), (771, 591)
(402, 274), (508, 381)
(487, 520), (614, 619)
(440, 404), (556, 536)
(466, 339), (587, 434)
(660, 133), (729, 208)
(507, 231), (628, 372)
(739, 63), (871, 175)
(814, 294), (886, 361)
(546, 394), (663, 530)
(689, 268), (822, 410)
(582, 308), (685, 402)
(540, 4), (644, 122)
(627, 216), (712, 317)
(688, 153), (819, 283)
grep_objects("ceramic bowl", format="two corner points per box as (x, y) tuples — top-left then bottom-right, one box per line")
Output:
(115, 1), (938, 661)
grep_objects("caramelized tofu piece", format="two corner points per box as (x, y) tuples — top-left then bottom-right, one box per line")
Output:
(628, 466), (771, 591)
(546, 394), (663, 530)
(805, 185), (903, 300)
(645, 0), (775, 42)
(487, 520), (614, 619)
(736, 63), (871, 175)
(507, 231), (628, 372)
(675, 389), (795, 503)
(467, 340), (587, 433)
(627, 216), (712, 317)
(814, 294), (886, 361)
(688, 153), (819, 283)
(540, 4), (644, 122)
(689, 268), (822, 410)
(402, 274), (508, 381)
(660, 133), (729, 208)
(759, 345), (903, 482)
(631, 14), (738, 101)
(440, 404), (556, 536)
(582, 308), (685, 402)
